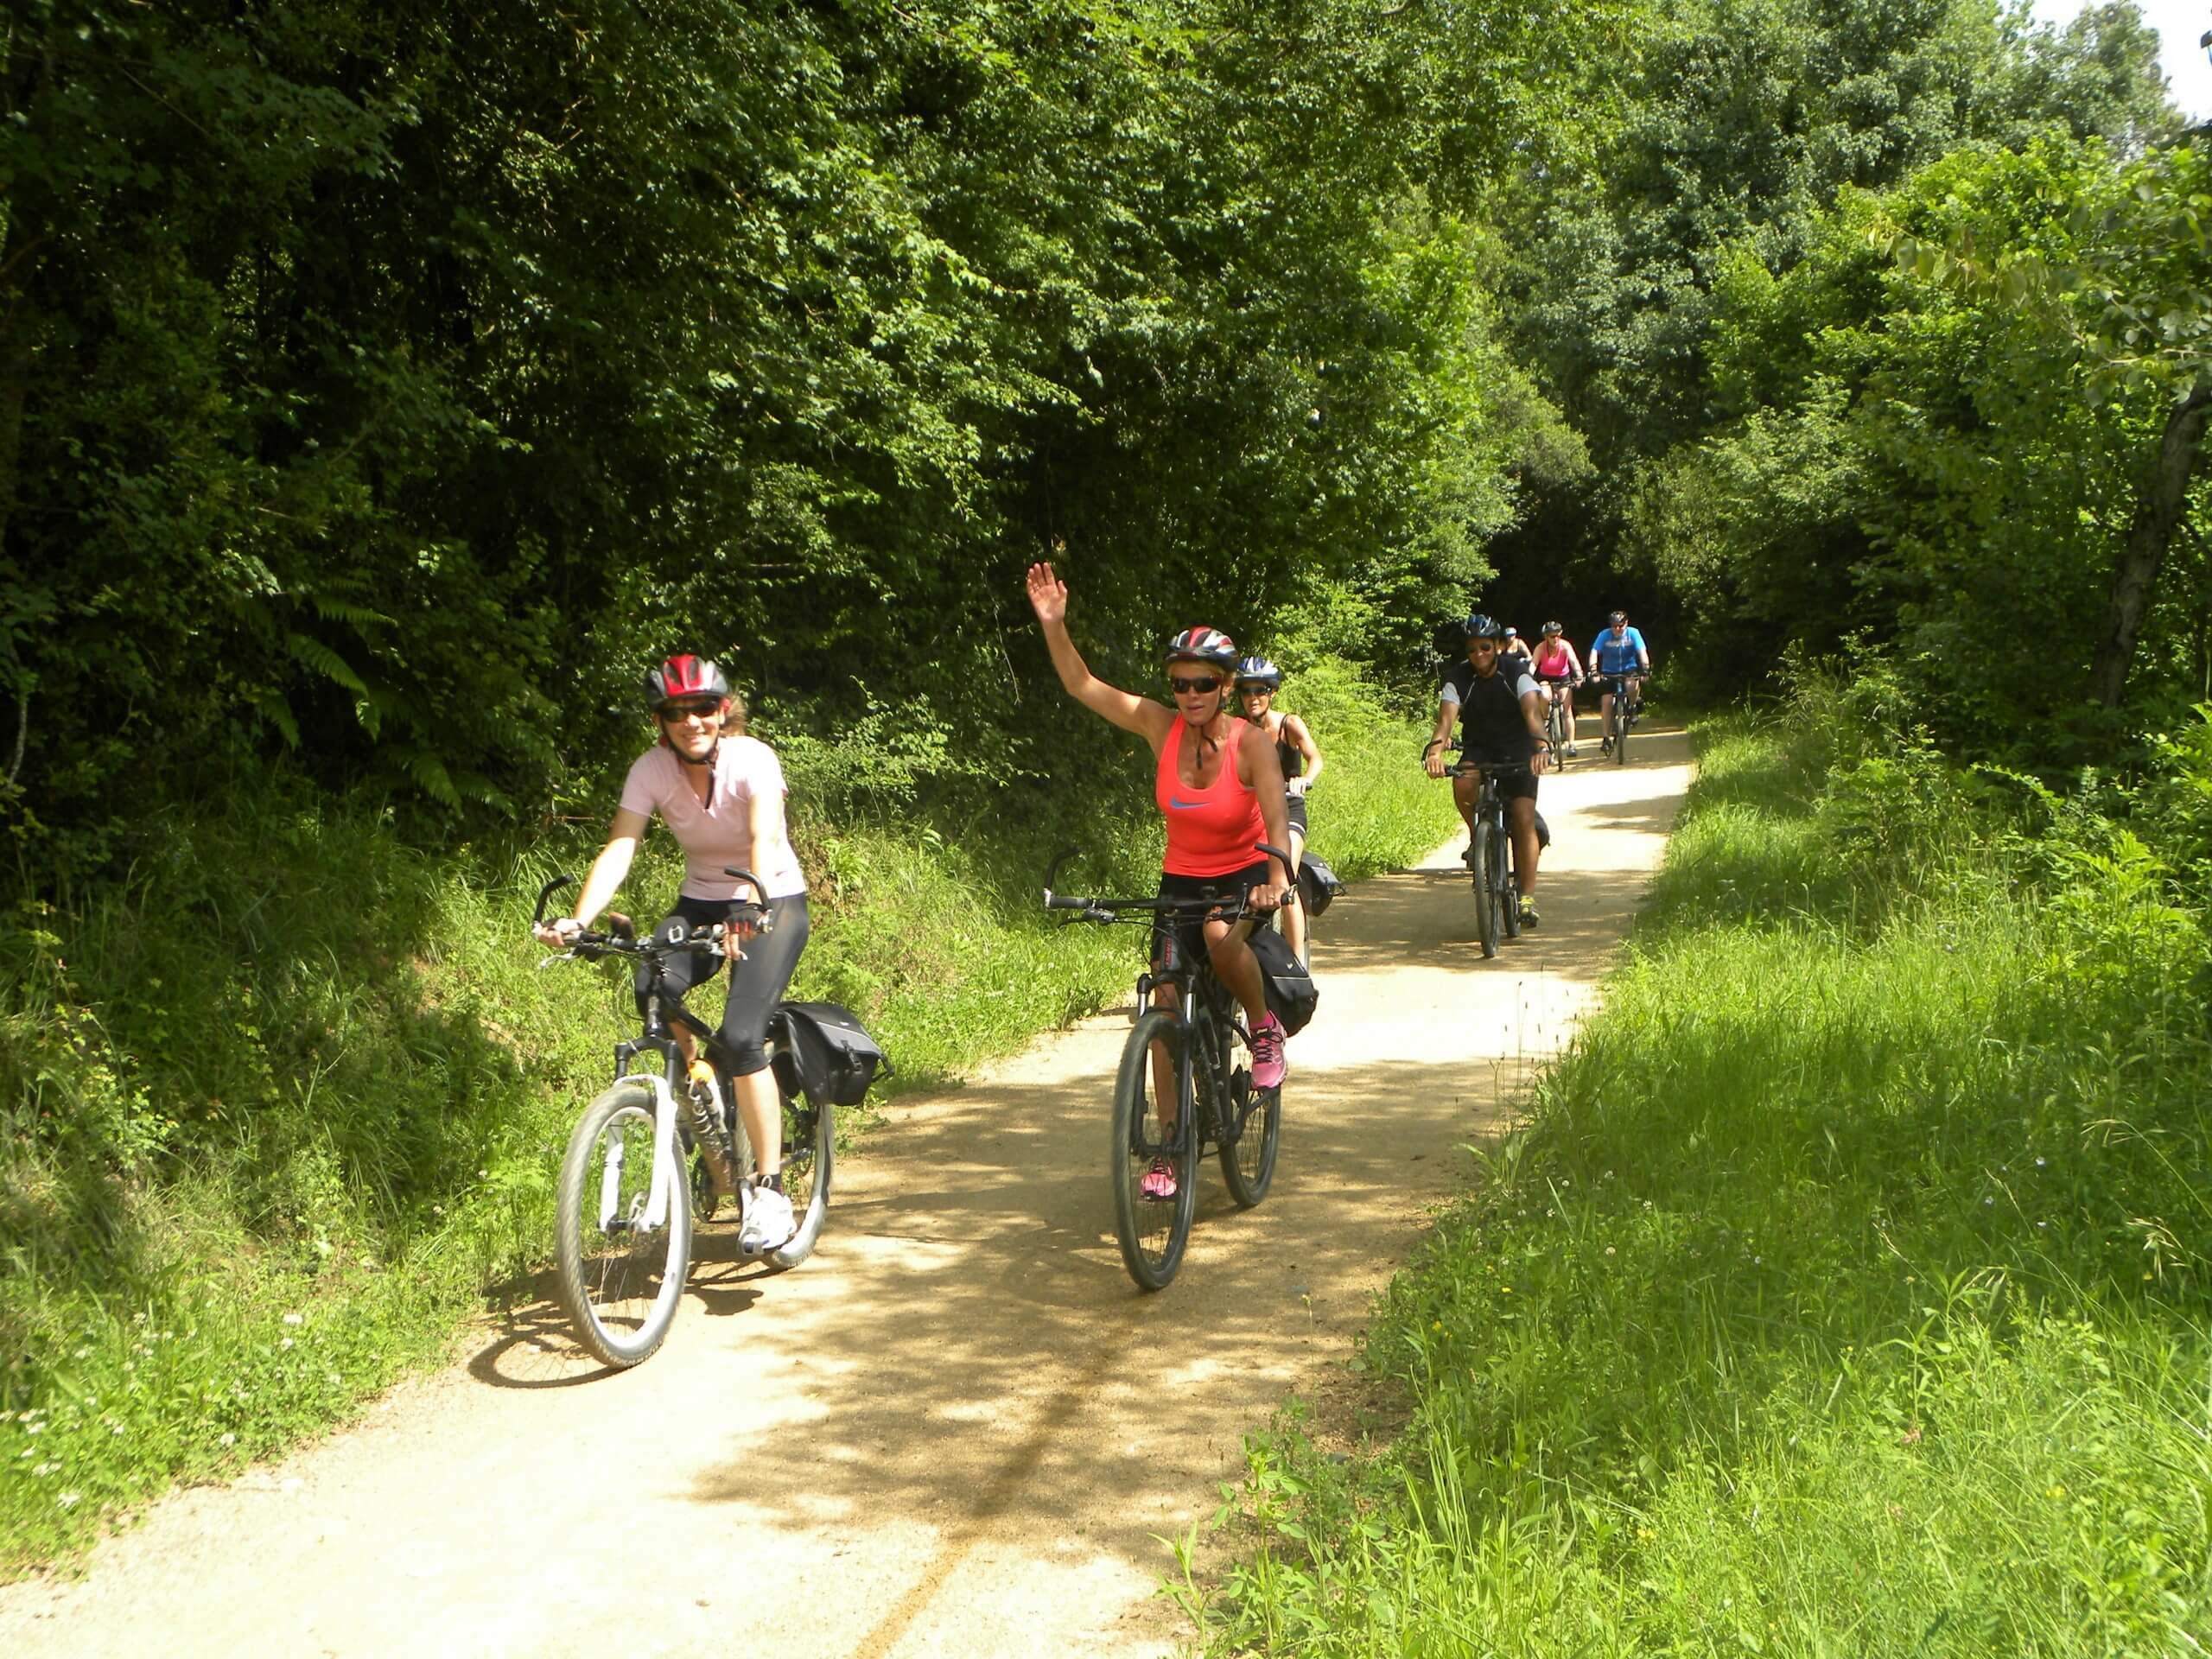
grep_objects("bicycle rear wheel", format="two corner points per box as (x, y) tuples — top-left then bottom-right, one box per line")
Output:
(1471, 821), (1501, 958)
(1215, 1012), (1280, 1208)
(556, 1081), (692, 1369)
(1111, 1008), (1198, 1290)
(766, 1087), (834, 1268)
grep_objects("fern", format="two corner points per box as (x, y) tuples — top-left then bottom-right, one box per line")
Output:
(249, 689), (302, 749)
(284, 632), (370, 698)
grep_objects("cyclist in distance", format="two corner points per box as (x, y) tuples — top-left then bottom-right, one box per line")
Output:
(1502, 626), (1535, 668)
(1423, 613), (1552, 927)
(1587, 609), (1651, 754)
(1531, 620), (1585, 757)
(1236, 656), (1323, 965)
(1026, 562), (1294, 1193)
(532, 653), (810, 1254)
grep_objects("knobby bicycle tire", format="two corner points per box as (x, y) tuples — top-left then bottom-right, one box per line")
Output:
(556, 1080), (693, 1369)
(1213, 1005), (1280, 1208)
(1472, 821), (1501, 958)
(1111, 1007), (1198, 1290)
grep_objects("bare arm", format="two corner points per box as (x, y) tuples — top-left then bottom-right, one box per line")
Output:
(1521, 688), (1551, 775)
(1237, 723), (1294, 906)
(537, 807), (648, 944)
(1283, 713), (1323, 790)
(1423, 698), (1458, 778)
(1026, 561), (1174, 751)
(728, 783), (793, 935)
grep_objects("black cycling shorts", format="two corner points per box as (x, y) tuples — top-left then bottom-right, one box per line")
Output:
(1150, 861), (1269, 973)
(638, 892), (810, 1077)
(1456, 756), (1539, 804)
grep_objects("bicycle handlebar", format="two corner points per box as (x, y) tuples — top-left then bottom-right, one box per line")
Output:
(1042, 842), (1294, 922)
(530, 865), (772, 957)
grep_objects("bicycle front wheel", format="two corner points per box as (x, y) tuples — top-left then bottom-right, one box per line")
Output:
(1614, 702), (1631, 765)
(1111, 1008), (1198, 1290)
(1547, 696), (1569, 754)
(1472, 821), (1501, 959)
(556, 1081), (693, 1369)
(766, 1086), (834, 1269)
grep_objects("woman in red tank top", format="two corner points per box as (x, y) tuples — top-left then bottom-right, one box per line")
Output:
(1027, 562), (1294, 1192)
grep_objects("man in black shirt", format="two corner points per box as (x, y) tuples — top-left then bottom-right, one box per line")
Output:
(1421, 613), (1553, 926)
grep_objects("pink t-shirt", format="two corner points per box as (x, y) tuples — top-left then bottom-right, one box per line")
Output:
(618, 736), (808, 901)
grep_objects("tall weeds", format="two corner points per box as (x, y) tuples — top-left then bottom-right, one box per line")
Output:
(0, 657), (1446, 1570)
(1196, 677), (2212, 1655)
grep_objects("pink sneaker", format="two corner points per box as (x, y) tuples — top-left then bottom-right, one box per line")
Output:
(1140, 1157), (1178, 1200)
(1250, 1012), (1287, 1090)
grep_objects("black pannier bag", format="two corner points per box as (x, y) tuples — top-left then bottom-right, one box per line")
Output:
(771, 1001), (893, 1106)
(1296, 852), (1347, 917)
(1246, 925), (1319, 1039)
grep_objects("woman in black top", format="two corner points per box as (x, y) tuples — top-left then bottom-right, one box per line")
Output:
(1236, 657), (1323, 963)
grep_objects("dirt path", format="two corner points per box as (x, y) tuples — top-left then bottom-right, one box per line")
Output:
(1, 731), (1692, 1658)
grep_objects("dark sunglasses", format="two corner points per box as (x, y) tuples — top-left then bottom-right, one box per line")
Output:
(1237, 683), (1272, 694)
(1169, 675), (1222, 696)
(658, 698), (722, 721)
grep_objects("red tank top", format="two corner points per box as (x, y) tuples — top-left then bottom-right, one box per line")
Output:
(1157, 717), (1266, 877)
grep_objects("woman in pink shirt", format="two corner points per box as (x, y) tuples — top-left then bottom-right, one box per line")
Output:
(533, 653), (810, 1254)
(1530, 621), (1585, 759)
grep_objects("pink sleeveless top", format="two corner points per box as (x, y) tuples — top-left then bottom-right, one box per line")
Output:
(1156, 718), (1266, 878)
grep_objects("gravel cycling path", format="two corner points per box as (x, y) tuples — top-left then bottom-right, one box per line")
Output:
(2, 730), (1692, 1659)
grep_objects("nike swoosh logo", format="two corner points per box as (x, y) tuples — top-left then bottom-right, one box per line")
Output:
(1167, 798), (1205, 810)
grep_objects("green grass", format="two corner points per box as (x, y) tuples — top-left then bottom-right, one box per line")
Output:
(1190, 704), (2212, 1656)
(0, 667), (1448, 1573)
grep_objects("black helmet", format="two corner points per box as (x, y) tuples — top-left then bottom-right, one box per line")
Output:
(644, 653), (730, 709)
(1462, 613), (1505, 642)
(1235, 655), (1282, 689)
(1607, 609), (1627, 626)
(1164, 626), (1239, 671)
(1542, 620), (1563, 636)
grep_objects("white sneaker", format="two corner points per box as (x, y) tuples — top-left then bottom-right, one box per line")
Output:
(739, 1181), (795, 1254)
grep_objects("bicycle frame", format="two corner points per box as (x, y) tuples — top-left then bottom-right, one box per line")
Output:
(1135, 952), (1245, 1153)
(601, 972), (728, 1236)
(1042, 846), (1284, 1152)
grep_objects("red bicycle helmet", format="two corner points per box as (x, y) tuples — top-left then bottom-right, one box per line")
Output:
(1164, 626), (1238, 671)
(643, 653), (730, 709)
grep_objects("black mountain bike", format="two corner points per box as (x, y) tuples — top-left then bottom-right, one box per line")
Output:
(1446, 753), (1533, 959)
(531, 870), (842, 1368)
(1042, 849), (1290, 1291)
(1603, 672), (1646, 765)
(1541, 677), (1579, 759)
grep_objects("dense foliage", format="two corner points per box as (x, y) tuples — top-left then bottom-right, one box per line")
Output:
(0, 0), (1588, 882)
(1196, 686), (2212, 1656)
(5, 0), (2211, 1607)
(1475, 0), (2183, 639)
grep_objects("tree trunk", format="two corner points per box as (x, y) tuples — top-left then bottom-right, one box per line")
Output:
(2093, 384), (2212, 708)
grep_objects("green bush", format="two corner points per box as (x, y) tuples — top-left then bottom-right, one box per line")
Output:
(1194, 691), (2212, 1656)
(0, 655), (1446, 1571)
